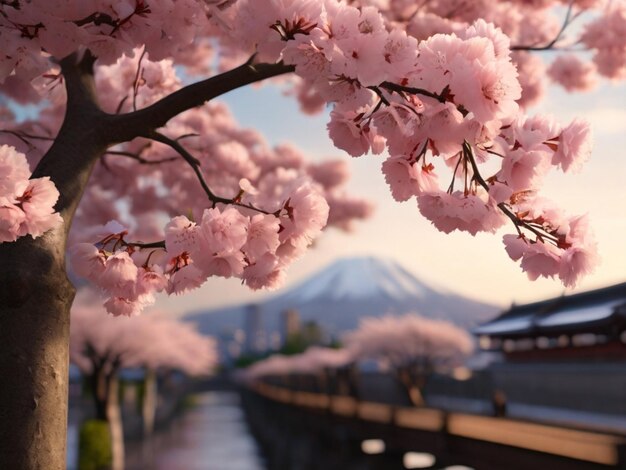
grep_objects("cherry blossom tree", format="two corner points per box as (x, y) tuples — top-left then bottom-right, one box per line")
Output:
(0, 0), (623, 466)
(240, 346), (354, 395)
(344, 314), (473, 405)
(243, 346), (354, 380)
(70, 293), (217, 470)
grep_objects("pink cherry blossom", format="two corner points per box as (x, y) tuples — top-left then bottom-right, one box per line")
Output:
(552, 118), (593, 173)
(136, 266), (168, 296)
(558, 214), (598, 286)
(559, 244), (598, 287)
(0, 146), (62, 242)
(198, 207), (249, 254)
(70, 243), (107, 281)
(99, 251), (139, 299)
(418, 191), (505, 235)
(307, 160), (349, 190)
(16, 177), (63, 238)
(499, 148), (551, 191)
(279, 182), (329, 244)
(164, 216), (199, 256)
(449, 41), (522, 123)
(166, 264), (207, 296)
(327, 109), (374, 157)
(580, 4), (626, 79)
(382, 156), (439, 202)
(0, 145), (31, 198)
(512, 51), (546, 108)
(0, 203), (25, 243)
(198, 251), (246, 279)
(242, 253), (285, 290)
(103, 296), (144, 318)
(243, 214), (281, 262)
(519, 240), (562, 281)
(548, 55), (597, 92)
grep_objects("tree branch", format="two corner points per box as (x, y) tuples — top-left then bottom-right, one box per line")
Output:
(30, 52), (110, 229)
(143, 130), (218, 198)
(104, 150), (178, 165)
(108, 59), (295, 142)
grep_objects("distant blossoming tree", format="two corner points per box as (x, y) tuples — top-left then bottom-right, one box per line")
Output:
(0, 0), (623, 466)
(344, 314), (473, 405)
(242, 346), (354, 380)
(70, 293), (217, 470)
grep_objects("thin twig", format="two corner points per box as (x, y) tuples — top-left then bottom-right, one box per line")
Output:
(462, 141), (561, 244)
(379, 81), (448, 104)
(143, 131), (272, 215)
(0, 129), (54, 141)
(132, 48), (147, 112)
(511, 1), (581, 51)
(125, 240), (166, 249)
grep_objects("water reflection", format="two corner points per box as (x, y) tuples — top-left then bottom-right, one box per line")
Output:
(126, 392), (265, 470)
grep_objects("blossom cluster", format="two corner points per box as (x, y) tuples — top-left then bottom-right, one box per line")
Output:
(0, 145), (62, 243)
(71, 179), (329, 316)
(219, 2), (598, 286)
(0, 1), (622, 104)
(0, 0), (213, 84)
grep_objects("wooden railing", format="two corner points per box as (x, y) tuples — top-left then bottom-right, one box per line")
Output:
(251, 381), (625, 467)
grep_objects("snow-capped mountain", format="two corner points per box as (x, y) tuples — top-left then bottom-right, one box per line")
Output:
(186, 256), (499, 337)
(278, 257), (431, 303)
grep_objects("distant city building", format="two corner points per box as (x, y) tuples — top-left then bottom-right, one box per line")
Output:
(244, 304), (266, 354)
(474, 282), (626, 361)
(218, 328), (245, 367)
(280, 309), (301, 344)
(269, 331), (282, 351)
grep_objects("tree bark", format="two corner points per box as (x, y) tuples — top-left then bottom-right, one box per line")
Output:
(0, 237), (74, 469)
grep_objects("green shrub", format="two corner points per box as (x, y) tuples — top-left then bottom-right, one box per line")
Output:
(78, 419), (112, 470)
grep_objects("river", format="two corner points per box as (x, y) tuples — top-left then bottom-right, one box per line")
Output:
(126, 392), (265, 470)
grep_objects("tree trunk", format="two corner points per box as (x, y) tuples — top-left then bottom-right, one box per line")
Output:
(0, 237), (74, 469)
(89, 368), (125, 470)
(0, 54), (109, 470)
(106, 374), (125, 470)
(142, 368), (158, 437)
(92, 366), (109, 421)
(397, 367), (426, 407)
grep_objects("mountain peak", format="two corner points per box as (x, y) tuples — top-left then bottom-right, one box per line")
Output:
(279, 256), (435, 304)
(187, 256), (498, 336)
